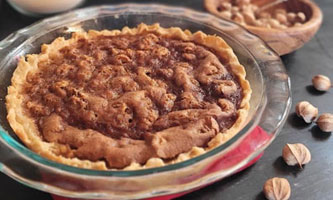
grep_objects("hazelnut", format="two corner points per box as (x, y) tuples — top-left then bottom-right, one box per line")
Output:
(233, 12), (245, 24)
(316, 113), (333, 132)
(296, 12), (306, 22)
(251, 4), (258, 12)
(275, 8), (287, 15)
(243, 11), (256, 25)
(235, 0), (251, 6)
(268, 18), (281, 29)
(220, 11), (232, 19)
(231, 6), (240, 14)
(263, 177), (291, 200)
(254, 20), (264, 27)
(295, 101), (318, 123)
(287, 12), (296, 23)
(282, 143), (311, 168)
(294, 22), (302, 27)
(276, 13), (288, 25)
(257, 11), (271, 19)
(220, 2), (232, 11)
(279, 24), (288, 29)
(240, 4), (252, 13)
(312, 74), (331, 91)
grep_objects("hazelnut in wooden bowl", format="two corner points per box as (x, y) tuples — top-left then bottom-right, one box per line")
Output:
(205, 0), (323, 55)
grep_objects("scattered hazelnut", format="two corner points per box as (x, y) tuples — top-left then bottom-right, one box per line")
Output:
(295, 101), (318, 123)
(312, 74), (331, 91)
(282, 143), (311, 168)
(316, 113), (333, 132)
(263, 177), (291, 200)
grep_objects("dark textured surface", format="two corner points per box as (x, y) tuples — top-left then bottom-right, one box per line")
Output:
(0, 0), (333, 199)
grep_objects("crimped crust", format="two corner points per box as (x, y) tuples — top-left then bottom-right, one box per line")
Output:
(6, 23), (251, 170)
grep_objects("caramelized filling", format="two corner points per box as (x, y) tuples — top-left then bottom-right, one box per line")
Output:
(24, 33), (242, 168)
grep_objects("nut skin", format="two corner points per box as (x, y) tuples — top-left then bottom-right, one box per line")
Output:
(316, 113), (333, 132)
(263, 177), (291, 200)
(295, 101), (318, 123)
(282, 143), (311, 168)
(312, 74), (331, 92)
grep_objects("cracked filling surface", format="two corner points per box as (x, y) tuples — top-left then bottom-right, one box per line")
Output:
(23, 33), (243, 168)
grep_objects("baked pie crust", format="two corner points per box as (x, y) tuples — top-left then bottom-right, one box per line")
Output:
(6, 23), (251, 170)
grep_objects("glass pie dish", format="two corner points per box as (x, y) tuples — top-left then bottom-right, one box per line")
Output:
(0, 4), (291, 200)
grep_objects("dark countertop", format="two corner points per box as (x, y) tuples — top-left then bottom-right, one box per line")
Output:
(0, 0), (332, 199)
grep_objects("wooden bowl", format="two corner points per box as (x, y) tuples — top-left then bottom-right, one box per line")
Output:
(204, 0), (323, 55)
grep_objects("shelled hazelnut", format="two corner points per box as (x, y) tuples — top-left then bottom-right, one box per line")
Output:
(263, 177), (291, 200)
(295, 101), (318, 123)
(312, 74), (331, 91)
(215, 0), (307, 29)
(316, 113), (333, 132)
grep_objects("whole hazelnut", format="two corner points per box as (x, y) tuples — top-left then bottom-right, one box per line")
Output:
(275, 8), (287, 15)
(268, 18), (281, 29)
(287, 12), (296, 23)
(276, 13), (288, 25)
(279, 24), (288, 29)
(250, 4), (258, 12)
(263, 177), (291, 200)
(296, 12), (306, 22)
(282, 143), (311, 168)
(231, 6), (240, 14)
(312, 74), (331, 91)
(235, 0), (251, 6)
(243, 11), (256, 25)
(316, 113), (333, 132)
(295, 101), (318, 123)
(220, 11), (232, 19)
(233, 12), (245, 24)
(257, 12), (271, 19)
(220, 2), (232, 11)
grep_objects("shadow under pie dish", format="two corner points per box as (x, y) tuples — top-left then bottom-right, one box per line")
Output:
(6, 23), (251, 170)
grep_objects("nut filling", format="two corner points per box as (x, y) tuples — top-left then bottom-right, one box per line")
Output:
(23, 33), (242, 168)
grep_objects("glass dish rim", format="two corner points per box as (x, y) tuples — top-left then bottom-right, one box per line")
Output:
(0, 3), (288, 177)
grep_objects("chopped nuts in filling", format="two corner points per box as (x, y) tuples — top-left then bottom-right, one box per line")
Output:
(23, 33), (242, 168)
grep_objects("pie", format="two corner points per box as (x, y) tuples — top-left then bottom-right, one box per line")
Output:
(6, 23), (251, 170)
